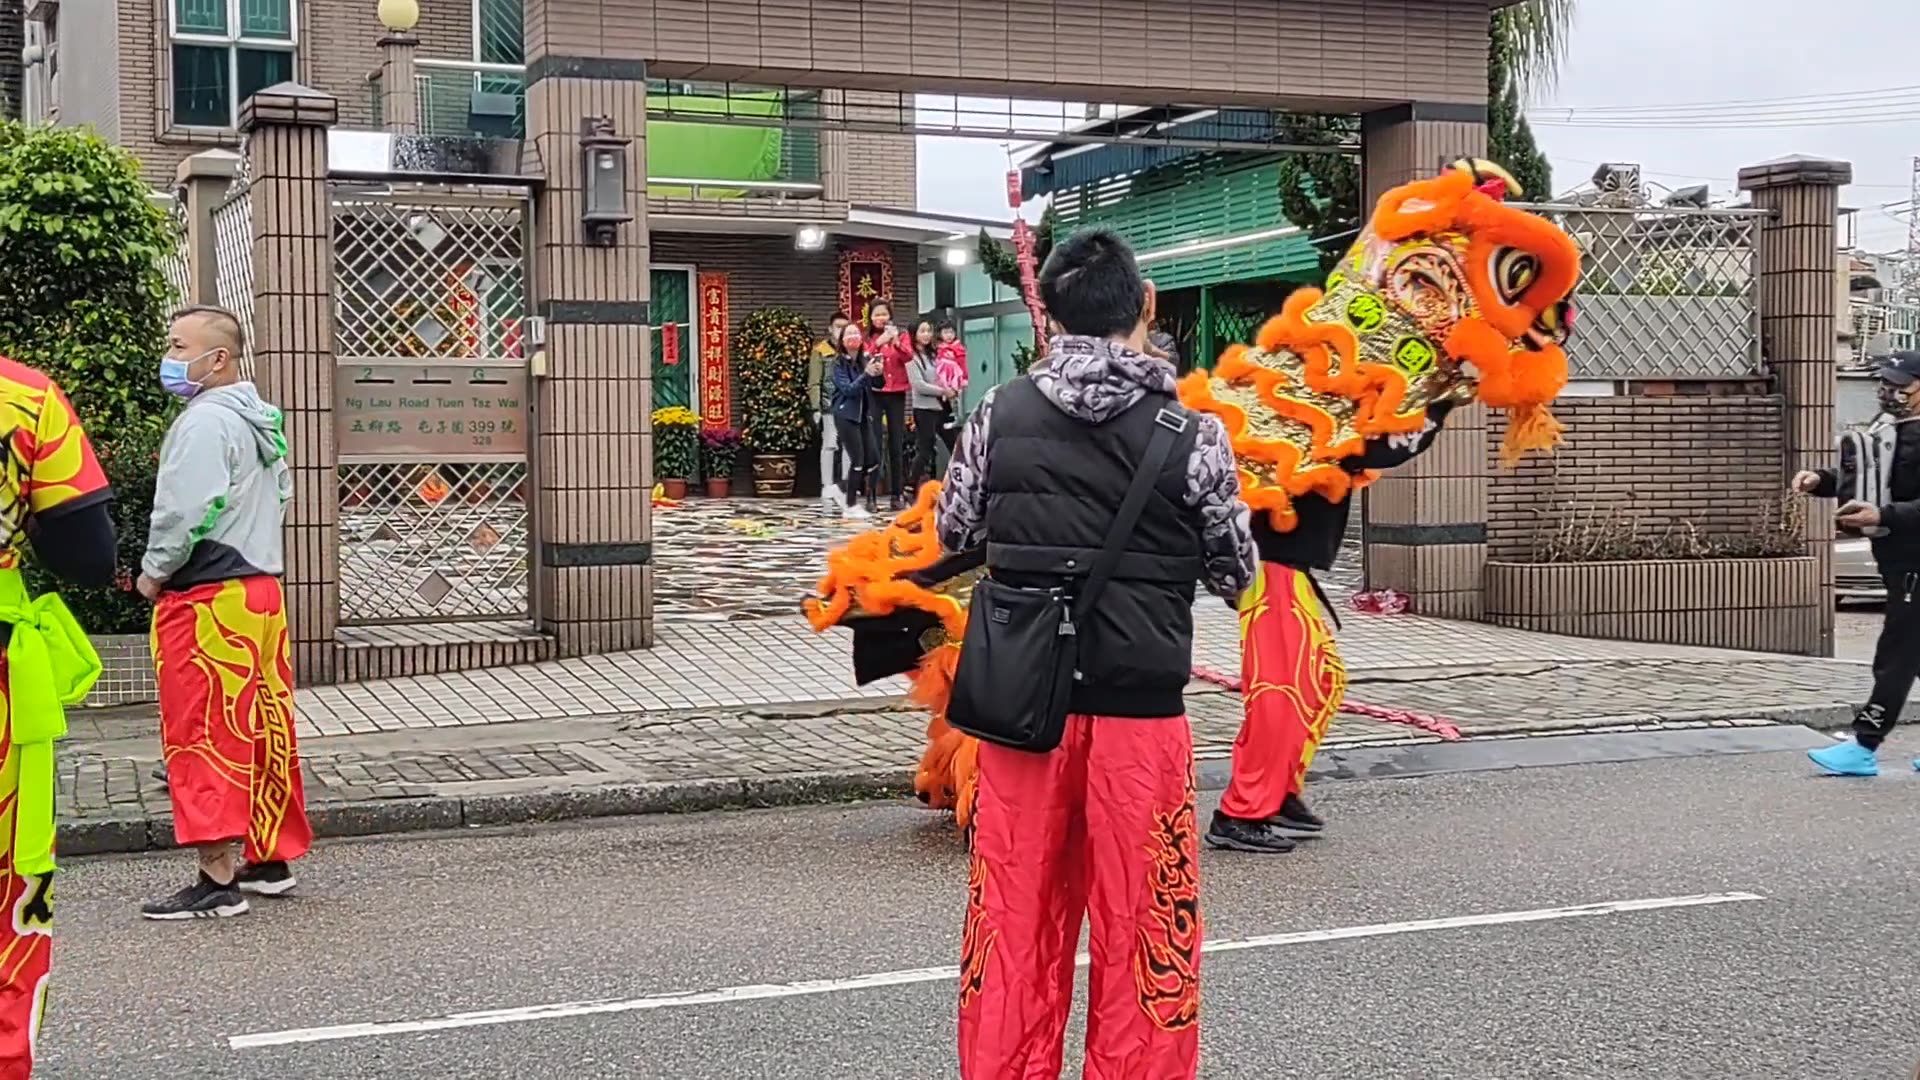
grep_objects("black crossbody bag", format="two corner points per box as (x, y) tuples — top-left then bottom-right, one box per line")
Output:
(947, 403), (1190, 753)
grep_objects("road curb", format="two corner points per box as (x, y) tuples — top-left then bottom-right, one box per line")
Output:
(58, 703), (1858, 859)
(59, 769), (921, 858)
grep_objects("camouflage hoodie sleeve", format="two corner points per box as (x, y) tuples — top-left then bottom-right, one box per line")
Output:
(935, 388), (994, 553)
(1184, 411), (1257, 601)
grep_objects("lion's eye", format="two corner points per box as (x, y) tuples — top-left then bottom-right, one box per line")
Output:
(1492, 249), (1539, 302)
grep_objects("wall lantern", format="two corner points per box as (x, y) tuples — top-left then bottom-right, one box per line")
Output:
(579, 116), (633, 247)
(795, 225), (827, 252)
(943, 247), (969, 267)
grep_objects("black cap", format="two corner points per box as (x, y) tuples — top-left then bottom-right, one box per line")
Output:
(1877, 351), (1920, 387)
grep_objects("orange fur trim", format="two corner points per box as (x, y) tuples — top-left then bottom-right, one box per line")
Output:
(802, 482), (967, 639)
(1372, 170), (1474, 242)
(1183, 286), (1430, 533)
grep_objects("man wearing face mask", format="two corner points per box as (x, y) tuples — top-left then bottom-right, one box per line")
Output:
(1799, 350), (1920, 776)
(137, 306), (310, 920)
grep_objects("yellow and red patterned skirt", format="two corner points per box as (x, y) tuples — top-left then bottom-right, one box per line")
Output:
(152, 576), (311, 863)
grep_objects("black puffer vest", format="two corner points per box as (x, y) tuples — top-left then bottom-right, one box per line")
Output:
(982, 378), (1201, 718)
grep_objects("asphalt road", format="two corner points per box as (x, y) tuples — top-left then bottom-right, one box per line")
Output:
(34, 731), (1920, 1080)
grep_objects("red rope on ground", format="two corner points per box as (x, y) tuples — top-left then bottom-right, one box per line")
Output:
(1189, 664), (1463, 741)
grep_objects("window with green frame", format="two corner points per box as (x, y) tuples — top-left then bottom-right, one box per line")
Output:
(169, 0), (295, 129)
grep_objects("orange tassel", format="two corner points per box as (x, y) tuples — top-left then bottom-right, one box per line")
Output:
(1499, 404), (1564, 467)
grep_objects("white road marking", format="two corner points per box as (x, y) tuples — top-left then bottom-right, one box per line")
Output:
(228, 891), (1764, 1050)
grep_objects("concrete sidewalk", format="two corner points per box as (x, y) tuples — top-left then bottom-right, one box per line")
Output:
(57, 603), (1871, 856)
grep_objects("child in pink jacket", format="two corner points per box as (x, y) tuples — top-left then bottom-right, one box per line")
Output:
(935, 323), (968, 431)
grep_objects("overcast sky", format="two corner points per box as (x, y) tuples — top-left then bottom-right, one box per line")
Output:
(915, 0), (1919, 253)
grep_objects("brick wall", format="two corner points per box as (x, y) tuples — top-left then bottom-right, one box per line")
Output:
(650, 232), (919, 428)
(1487, 395), (1788, 561)
(117, 0), (473, 185)
(842, 89), (915, 208)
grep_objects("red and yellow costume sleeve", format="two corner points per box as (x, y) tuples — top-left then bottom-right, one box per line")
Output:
(0, 359), (114, 1076)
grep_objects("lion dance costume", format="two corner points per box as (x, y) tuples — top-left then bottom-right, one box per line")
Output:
(804, 159), (1581, 840)
(0, 359), (114, 1077)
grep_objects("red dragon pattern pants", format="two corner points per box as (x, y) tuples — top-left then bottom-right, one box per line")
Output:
(1218, 562), (1347, 822)
(958, 714), (1201, 1080)
(0, 756), (52, 1078)
(154, 576), (312, 863)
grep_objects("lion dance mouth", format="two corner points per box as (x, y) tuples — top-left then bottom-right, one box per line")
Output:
(803, 160), (1582, 835)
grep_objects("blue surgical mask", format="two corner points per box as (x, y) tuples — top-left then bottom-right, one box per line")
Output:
(160, 349), (215, 398)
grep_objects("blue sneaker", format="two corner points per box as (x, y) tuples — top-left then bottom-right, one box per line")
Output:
(1809, 739), (1879, 777)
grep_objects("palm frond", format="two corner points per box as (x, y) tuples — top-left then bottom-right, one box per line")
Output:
(1493, 0), (1577, 100)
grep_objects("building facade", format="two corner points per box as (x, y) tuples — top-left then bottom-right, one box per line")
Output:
(11, 0), (1855, 684)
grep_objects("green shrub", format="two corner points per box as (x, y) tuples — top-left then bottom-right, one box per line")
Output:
(0, 122), (180, 631)
(0, 123), (177, 436)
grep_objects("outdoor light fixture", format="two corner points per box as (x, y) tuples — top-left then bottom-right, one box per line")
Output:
(579, 116), (633, 247)
(376, 0), (420, 33)
(943, 247), (969, 267)
(795, 226), (827, 252)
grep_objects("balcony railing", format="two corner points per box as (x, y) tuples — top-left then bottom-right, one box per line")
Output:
(366, 62), (822, 199)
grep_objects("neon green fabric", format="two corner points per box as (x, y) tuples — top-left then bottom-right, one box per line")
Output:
(0, 569), (101, 876)
(647, 90), (785, 198)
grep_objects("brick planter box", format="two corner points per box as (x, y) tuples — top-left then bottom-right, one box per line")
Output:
(1483, 556), (1824, 655)
(85, 633), (157, 708)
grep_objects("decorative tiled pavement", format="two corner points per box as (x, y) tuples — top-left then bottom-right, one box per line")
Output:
(652, 496), (866, 622)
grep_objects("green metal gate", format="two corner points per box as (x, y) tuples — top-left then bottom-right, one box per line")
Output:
(650, 267), (694, 411)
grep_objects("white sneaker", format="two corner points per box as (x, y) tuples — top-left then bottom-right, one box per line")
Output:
(844, 505), (870, 521)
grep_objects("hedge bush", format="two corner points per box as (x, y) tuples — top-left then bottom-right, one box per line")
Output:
(0, 122), (180, 631)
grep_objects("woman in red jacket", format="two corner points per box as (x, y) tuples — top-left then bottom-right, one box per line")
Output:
(865, 300), (911, 510)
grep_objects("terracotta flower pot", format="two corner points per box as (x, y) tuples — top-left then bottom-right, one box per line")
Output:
(661, 478), (689, 500)
(705, 478), (732, 498)
(751, 453), (797, 497)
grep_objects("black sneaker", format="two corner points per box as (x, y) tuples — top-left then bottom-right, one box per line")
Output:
(140, 873), (250, 921)
(1268, 793), (1325, 837)
(236, 861), (297, 897)
(1203, 811), (1297, 854)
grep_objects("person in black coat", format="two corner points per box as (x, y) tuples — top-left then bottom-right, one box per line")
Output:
(1801, 350), (1920, 776)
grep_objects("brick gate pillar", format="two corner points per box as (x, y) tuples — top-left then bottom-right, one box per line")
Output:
(1358, 104), (1489, 618)
(377, 32), (420, 134)
(239, 84), (340, 683)
(175, 149), (239, 305)
(1739, 155), (1851, 657)
(522, 41), (653, 651)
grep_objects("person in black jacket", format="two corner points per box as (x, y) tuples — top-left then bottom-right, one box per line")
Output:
(935, 229), (1255, 1079)
(1203, 395), (1457, 854)
(1802, 350), (1920, 776)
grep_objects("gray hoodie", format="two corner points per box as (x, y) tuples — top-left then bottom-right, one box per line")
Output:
(934, 334), (1257, 601)
(142, 382), (293, 589)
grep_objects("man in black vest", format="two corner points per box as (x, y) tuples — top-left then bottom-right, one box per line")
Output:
(936, 229), (1255, 1079)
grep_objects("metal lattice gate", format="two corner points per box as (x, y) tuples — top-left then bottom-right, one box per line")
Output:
(331, 192), (533, 626)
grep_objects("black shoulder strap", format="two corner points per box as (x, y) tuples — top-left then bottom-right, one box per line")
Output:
(1074, 399), (1189, 619)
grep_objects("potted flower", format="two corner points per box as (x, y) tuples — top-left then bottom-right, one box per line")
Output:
(652, 405), (700, 500)
(735, 306), (815, 496)
(700, 426), (743, 497)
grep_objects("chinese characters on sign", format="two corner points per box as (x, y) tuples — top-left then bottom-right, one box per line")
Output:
(662, 323), (681, 366)
(335, 364), (529, 458)
(837, 246), (893, 329)
(697, 271), (731, 430)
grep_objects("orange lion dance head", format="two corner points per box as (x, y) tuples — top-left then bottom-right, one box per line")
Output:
(1177, 158), (1581, 532)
